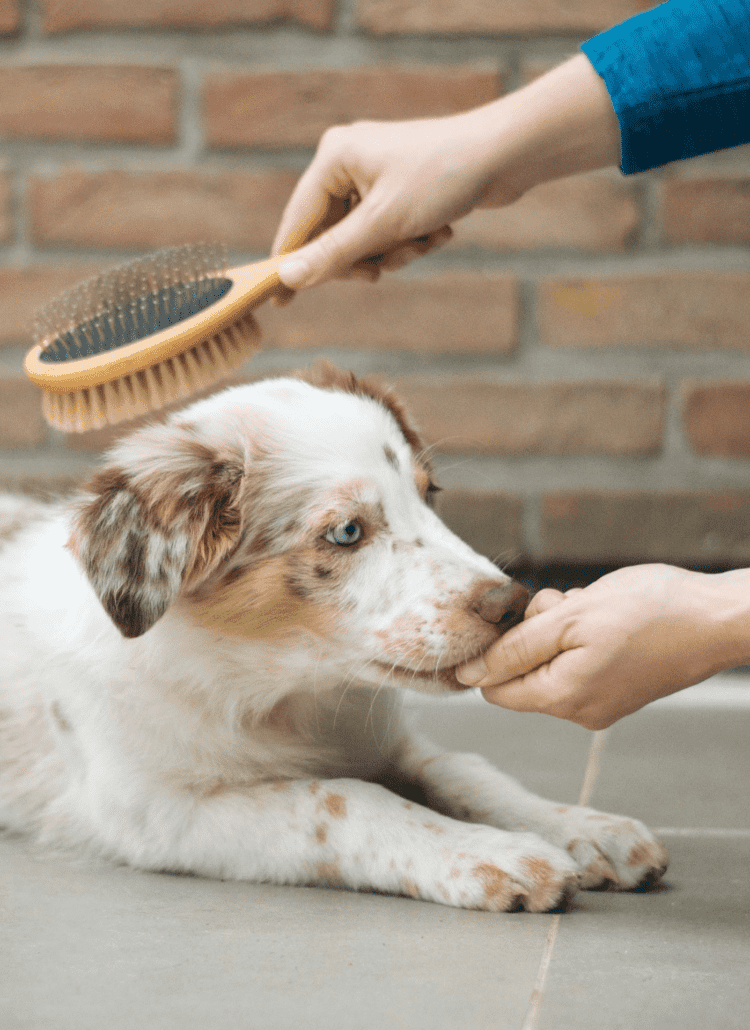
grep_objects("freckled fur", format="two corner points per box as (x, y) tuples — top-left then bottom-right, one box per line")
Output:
(0, 366), (667, 910)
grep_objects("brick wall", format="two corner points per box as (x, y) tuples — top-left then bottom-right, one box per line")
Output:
(2, 0), (750, 581)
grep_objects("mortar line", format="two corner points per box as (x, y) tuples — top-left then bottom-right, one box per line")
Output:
(655, 827), (750, 838)
(519, 729), (609, 1030)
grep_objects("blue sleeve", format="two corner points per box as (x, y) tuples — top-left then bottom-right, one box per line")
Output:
(581, 0), (750, 174)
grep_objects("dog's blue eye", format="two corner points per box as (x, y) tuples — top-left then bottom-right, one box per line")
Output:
(325, 521), (363, 547)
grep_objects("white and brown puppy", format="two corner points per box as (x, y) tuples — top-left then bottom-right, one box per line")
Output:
(0, 365), (667, 911)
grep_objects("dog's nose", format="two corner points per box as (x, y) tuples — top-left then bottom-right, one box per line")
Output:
(473, 581), (529, 630)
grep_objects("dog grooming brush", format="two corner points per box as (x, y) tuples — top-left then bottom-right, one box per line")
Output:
(23, 208), (331, 433)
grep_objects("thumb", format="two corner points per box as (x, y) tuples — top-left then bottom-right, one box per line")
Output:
(277, 195), (397, 290)
(456, 606), (566, 688)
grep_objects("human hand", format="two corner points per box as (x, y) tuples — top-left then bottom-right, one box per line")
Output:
(272, 54), (620, 292)
(271, 108), (522, 292)
(456, 564), (750, 729)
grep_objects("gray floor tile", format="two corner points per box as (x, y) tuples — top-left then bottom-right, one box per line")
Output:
(410, 696), (595, 804)
(1, 836), (550, 1030)
(3, 698), (747, 1030)
(590, 707), (750, 829)
(537, 834), (750, 1030)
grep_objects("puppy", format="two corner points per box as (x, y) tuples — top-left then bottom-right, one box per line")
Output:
(0, 364), (667, 911)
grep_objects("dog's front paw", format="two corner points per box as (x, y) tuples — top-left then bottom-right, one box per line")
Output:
(432, 829), (580, 913)
(554, 807), (669, 891)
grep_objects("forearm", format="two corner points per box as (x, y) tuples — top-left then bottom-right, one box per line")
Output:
(467, 53), (621, 205)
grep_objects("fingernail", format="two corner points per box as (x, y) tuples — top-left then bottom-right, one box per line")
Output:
(456, 657), (487, 686)
(278, 256), (311, 289)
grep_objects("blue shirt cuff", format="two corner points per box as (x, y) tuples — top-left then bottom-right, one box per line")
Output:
(581, 0), (750, 175)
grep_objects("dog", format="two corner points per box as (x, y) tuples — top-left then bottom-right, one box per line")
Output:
(0, 363), (667, 911)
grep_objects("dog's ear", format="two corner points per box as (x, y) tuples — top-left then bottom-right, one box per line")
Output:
(68, 422), (244, 638)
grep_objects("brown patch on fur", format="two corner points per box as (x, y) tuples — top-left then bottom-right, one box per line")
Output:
(402, 878), (420, 899)
(626, 842), (655, 869)
(315, 823), (328, 844)
(323, 793), (347, 819)
(383, 444), (399, 470)
(375, 613), (429, 662)
(315, 859), (344, 887)
(0, 517), (25, 549)
(204, 780), (229, 798)
(412, 462), (431, 499)
(70, 435), (245, 638)
(283, 543), (353, 599)
(474, 863), (512, 908)
(566, 840), (617, 888)
(520, 856), (556, 887)
(519, 856), (567, 910)
(186, 554), (337, 640)
(308, 781), (321, 795)
(50, 702), (72, 734)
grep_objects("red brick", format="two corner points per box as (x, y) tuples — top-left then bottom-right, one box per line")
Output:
(0, 0), (19, 33)
(31, 170), (299, 251)
(40, 0), (334, 32)
(205, 65), (501, 149)
(0, 66), (176, 145)
(521, 60), (560, 86)
(538, 273), (750, 349)
(0, 377), (48, 447)
(661, 177), (750, 244)
(0, 263), (103, 345)
(0, 173), (11, 243)
(541, 492), (750, 563)
(683, 382), (750, 456)
(451, 173), (640, 252)
(385, 378), (664, 455)
(358, 0), (652, 35)
(435, 489), (524, 563)
(259, 272), (518, 354)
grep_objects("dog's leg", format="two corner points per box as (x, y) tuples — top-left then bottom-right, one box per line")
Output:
(391, 735), (668, 891)
(91, 777), (580, 912)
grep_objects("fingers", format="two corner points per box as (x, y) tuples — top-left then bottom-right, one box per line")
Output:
(523, 587), (566, 619)
(456, 606), (567, 688)
(272, 145), (356, 257)
(480, 672), (616, 731)
(277, 185), (420, 290)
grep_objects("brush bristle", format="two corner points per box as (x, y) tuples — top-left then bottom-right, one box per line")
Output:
(34, 243), (229, 360)
(42, 313), (261, 433)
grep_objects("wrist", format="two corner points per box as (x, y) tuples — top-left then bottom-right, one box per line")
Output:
(707, 568), (750, 669)
(471, 53), (621, 205)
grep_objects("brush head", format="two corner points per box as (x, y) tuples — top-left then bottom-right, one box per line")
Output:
(25, 243), (267, 433)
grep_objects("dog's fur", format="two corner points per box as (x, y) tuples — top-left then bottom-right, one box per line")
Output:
(0, 365), (667, 911)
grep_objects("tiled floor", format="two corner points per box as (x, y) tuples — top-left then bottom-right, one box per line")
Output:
(2, 677), (748, 1030)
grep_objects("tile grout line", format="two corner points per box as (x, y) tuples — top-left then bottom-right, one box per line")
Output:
(655, 827), (750, 837)
(518, 729), (610, 1030)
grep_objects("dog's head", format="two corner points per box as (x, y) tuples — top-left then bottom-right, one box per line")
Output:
(69, 363), (527, 693)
